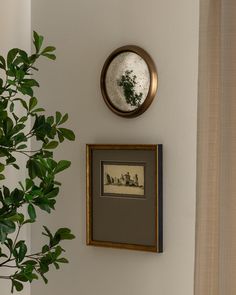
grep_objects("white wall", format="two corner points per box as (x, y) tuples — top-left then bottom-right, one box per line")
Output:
(31, 1), (199, 295)
(0, 1), (31, 294)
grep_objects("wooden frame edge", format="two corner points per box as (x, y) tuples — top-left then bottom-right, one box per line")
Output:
(100, 45), (158, 118)
(86, 145), (92, 245)
(86, 144), (163, 253)
(157, 144), (163, 252)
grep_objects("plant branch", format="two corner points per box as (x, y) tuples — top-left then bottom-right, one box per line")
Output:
(0, 264), (18, 268)
(0, 275), (11, 280)
(12, 224), (21, 256)
(13, 150), (30, 158)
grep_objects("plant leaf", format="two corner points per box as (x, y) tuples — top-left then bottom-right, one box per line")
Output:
(58, 128), (75, 141)
(43, 141), (58, 149)
(54, 160), (71, 174)
(29, 97), (38, 111)
(28, 204), (36, 221)
(33, 31), (44, 53)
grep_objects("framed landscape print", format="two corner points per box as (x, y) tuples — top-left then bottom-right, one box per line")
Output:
(86, 144), (163, 252)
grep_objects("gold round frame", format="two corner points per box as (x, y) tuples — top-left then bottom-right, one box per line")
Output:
(100, 45), (158, 118)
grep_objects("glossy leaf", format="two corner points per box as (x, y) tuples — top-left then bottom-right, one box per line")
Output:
(58, 128), (75, 141)
(28, 204), (36, 221)
(54, 160), (71, 174)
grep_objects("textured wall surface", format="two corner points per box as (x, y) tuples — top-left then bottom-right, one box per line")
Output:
(31, 1), (199, 295)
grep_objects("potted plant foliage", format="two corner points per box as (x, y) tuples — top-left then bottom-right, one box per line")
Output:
(0, 32), (75, 293)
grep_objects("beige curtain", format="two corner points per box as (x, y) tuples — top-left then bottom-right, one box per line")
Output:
(195, 0), (236, 294)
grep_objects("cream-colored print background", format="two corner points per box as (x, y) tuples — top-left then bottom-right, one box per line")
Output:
(103, 164), (144, 196)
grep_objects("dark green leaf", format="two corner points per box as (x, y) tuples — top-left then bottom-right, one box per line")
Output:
(18, 99), (28, 111)
(42, 46), (56, 54)
(59, 113), (68, 125)
(18, 49), (29, 62)
(28, 204), (36, 221)
(47, 158), (57, 169)
(22, 260), (37, 266)
(12, 280), (23, 292)
(10, 102), (14, 112)
(55, 112), (62, 124)
(39, 261), (49, 274)
(33, 31), (44, 53)
(23, 79), (39, 87)
(53, 262), (60, 269)
(42, 53), (56, 60)
(0, 163), (5, 173)
(45, 187), (59, 199)
(0, 220), (16, 243)
(57, 257), (69, 263)
(55, 228), (75, 241)
(39, 272), (48, 284)
(42, 245), (50, 253)
(54, 160), (71, 174)
(22, 219), (34, 225)
(42, 226), (53, 240)
(3, 186), (10, 198)
(57, 130), (64, 143)
(27, 159), (37, 179)
(6, 213), (24, 224)
(19, 116), (28, 123)
(58, 128), (75, 141)
(14, 274), (28, 282)
(46, 116), (54, 125)
(29, 97), (38, 111)
(43, 141), (58, 149)
(17, 144), (27, 150)
(3, 117), (13, 134)
(12, 164), (20, 170)
(7, 48), (19, 67)
(25, 178), (34, 190)
(18, 86), (33, 97)
(0, 174), (5, 181)
(18, 242), (27, 262)
(11, 123), (25, 135)
(32, 108), (45, 113)
(11, 188), (24, 204)
(0, 55), (6, 69)
(13, 132), (27, 144)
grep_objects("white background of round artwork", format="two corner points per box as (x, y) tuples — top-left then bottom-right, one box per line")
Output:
(105, 52), (150, 112)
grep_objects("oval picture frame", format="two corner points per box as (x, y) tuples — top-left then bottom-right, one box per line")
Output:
(100, 45), (158, 118)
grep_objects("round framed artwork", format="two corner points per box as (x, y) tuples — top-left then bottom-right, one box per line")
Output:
(100, 45), (158, 118)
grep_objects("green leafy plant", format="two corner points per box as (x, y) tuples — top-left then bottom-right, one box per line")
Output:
(117, 70), (143, 107)
(0, 31), (75, 293)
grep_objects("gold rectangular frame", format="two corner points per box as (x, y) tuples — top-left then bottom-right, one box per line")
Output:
(86, 144), (163, 252)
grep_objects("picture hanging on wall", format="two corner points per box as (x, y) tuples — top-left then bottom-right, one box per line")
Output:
(100, 46), (158, 118)
(86, 144), (163, 252)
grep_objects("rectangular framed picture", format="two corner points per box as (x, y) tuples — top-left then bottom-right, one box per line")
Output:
(86, 144), (163, 253)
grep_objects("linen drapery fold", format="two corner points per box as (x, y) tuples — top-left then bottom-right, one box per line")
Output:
(195, 1), (236, 294)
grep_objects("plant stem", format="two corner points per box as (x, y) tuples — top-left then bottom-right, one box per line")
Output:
(13, 150), (30, 158)
(0, 264), (18, 268)
(0, 225), (22, 267)
(0, 275), (11, 280)
(12, 224), (21, 251)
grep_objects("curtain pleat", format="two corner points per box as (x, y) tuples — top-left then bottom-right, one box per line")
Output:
(194, 0), (221, 294)
(195, 0), (236, 294)
(220, 1), (236, 294)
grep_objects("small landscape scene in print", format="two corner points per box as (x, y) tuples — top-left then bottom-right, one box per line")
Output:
(103, 163), (145, 196)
